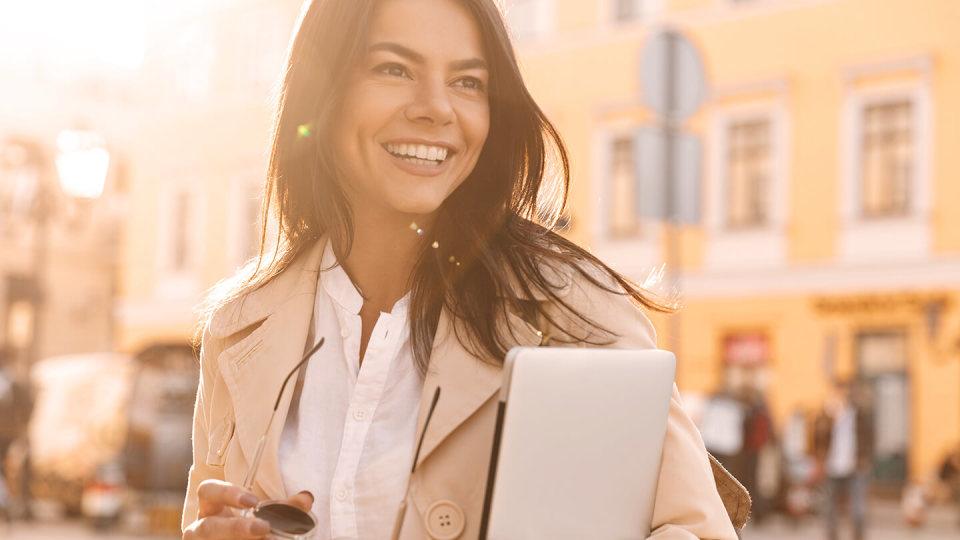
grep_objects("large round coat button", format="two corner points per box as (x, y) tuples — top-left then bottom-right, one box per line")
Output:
(423, 499), (465, 539)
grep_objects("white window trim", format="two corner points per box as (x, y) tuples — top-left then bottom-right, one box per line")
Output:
(598, 0), (666, 28)
(155, 182), (204, 299)
(839, 79), (932, 264)
(504, 0), (555, 43)
(590, 120), (662, 276)
(705, 99), (790, 271)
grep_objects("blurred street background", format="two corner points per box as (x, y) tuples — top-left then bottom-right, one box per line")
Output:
(0, 0), (958, 538)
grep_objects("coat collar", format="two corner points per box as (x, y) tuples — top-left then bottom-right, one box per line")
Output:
(211, 236), (547, 498)
(211, 238), (326, 499)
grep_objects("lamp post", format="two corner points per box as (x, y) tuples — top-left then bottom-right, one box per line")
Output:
(0, 130), (110, 378)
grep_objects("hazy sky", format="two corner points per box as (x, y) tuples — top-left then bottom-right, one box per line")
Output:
(1, 1), (148, 71)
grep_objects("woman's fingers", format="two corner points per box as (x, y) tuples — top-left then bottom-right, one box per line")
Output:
(196, 479), (259, 518)
(183, 515), (271, 539)
(285, 490), (315, 512)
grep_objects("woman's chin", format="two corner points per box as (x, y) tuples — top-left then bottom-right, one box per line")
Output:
(391, 201), (442, 218)
(386, 191), (450, 218)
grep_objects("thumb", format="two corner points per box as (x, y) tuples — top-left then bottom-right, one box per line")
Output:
(286, 490), (315, 512)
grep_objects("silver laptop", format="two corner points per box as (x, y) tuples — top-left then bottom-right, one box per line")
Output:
(479, 347), (676, 540)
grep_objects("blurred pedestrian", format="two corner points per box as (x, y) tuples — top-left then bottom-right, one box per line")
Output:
(813, 378), (875, 540)
(782, 407), (816, 521)
(700, 387), (747, 482)
(743, 389), (778, 522)
(0, 355), (34, 523)
(0, 360), (11, 523)
(178, 0), (750, 538)
(934, 444), (960, 527)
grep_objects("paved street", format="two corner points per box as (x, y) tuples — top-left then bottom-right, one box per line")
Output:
(1, 500), (957, 539)
(741, 500), (959, 540)
(1, 521), (173, 539)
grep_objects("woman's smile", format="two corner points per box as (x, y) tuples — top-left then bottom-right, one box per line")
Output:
(380, 141), (455, 177)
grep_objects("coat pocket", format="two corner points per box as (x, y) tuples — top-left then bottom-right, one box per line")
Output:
(205, 416), (236, 467)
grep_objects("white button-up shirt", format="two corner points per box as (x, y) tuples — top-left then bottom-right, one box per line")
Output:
(279, 242), (423, 539)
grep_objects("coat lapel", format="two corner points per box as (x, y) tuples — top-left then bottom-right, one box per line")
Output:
(413, 306), (544, 468)
(212, 238), (327, 500)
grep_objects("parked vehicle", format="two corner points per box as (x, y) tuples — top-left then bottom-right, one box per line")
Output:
(20, 344), (197, 533)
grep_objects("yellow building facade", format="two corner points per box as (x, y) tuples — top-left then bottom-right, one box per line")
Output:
(108, 0), (960, 485)
(506, 0), (960, 483)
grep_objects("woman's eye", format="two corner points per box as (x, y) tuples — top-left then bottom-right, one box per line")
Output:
(375, 63), (409, 78)
(456, 77), (486, 92)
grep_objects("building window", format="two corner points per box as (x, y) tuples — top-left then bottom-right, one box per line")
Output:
(505, 0), (549, 40)
(170, 191), (191, 273)
(610, 0), (663, 23)
(608, 135), (641, 237)
(860, 100), (913, 219)
(228, 176), (264, 267)
(725, 118), (771, 229)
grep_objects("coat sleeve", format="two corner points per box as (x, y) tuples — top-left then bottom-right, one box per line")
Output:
(181, 326), (228, 532)
(553, 267), (739, 540)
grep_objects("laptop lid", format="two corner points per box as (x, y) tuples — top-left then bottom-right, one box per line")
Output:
(480, 347), (676, 539)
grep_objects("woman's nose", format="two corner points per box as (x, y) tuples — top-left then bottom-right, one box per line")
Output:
(404, 78), (455, 126)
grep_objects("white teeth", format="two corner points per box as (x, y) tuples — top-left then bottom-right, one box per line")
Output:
(385, 142), (449, 161)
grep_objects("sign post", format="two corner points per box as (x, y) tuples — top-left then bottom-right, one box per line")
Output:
(638, 28), (707, 363)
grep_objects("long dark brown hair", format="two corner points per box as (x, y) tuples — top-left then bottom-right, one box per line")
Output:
(203, 0), (670, 373)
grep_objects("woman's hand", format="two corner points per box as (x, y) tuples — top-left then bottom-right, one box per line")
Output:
(183, 480), (317, 539)
(182, 479), (270, 539)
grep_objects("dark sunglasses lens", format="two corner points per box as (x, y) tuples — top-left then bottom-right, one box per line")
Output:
(254, 502), (315, 534)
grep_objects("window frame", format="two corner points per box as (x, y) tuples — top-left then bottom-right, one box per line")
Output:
(839, 77), (932, 263)
(591, 121), (662, 275)
(599, 0), (665, 27)
(705, 98), (790, 270)
(156, 182), (204, 299)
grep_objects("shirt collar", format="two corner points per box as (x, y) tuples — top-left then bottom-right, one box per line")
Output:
(319, 239), (364, 315)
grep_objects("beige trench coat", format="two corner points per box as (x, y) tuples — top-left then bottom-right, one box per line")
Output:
(182, 237), (750, 539)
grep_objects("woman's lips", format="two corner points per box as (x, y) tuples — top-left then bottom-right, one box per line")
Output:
(382, 145), (452, 177)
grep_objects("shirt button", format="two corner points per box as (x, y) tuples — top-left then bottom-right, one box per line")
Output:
(335, 489), (349, 501)
(353, 409), (367, 421)
(340, 328), (349, 338)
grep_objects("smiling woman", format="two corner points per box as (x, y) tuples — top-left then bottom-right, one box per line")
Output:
(181, 0), (750, 539)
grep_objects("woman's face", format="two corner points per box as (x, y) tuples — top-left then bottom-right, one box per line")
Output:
(332, 0), (490, 219)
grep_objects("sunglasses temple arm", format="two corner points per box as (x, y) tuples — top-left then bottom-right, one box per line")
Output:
(389, 386), (441, 540)
(242, 338), (325, 493)
(242, 414), (275, 491)
(390, 499), (408, 540)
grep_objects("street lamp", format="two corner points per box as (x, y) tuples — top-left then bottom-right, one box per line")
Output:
(0, 130), (110, 377)
(54, 129), (110, 200)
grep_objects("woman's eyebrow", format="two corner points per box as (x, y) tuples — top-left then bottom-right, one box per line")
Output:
(368, 41), (488, 71)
